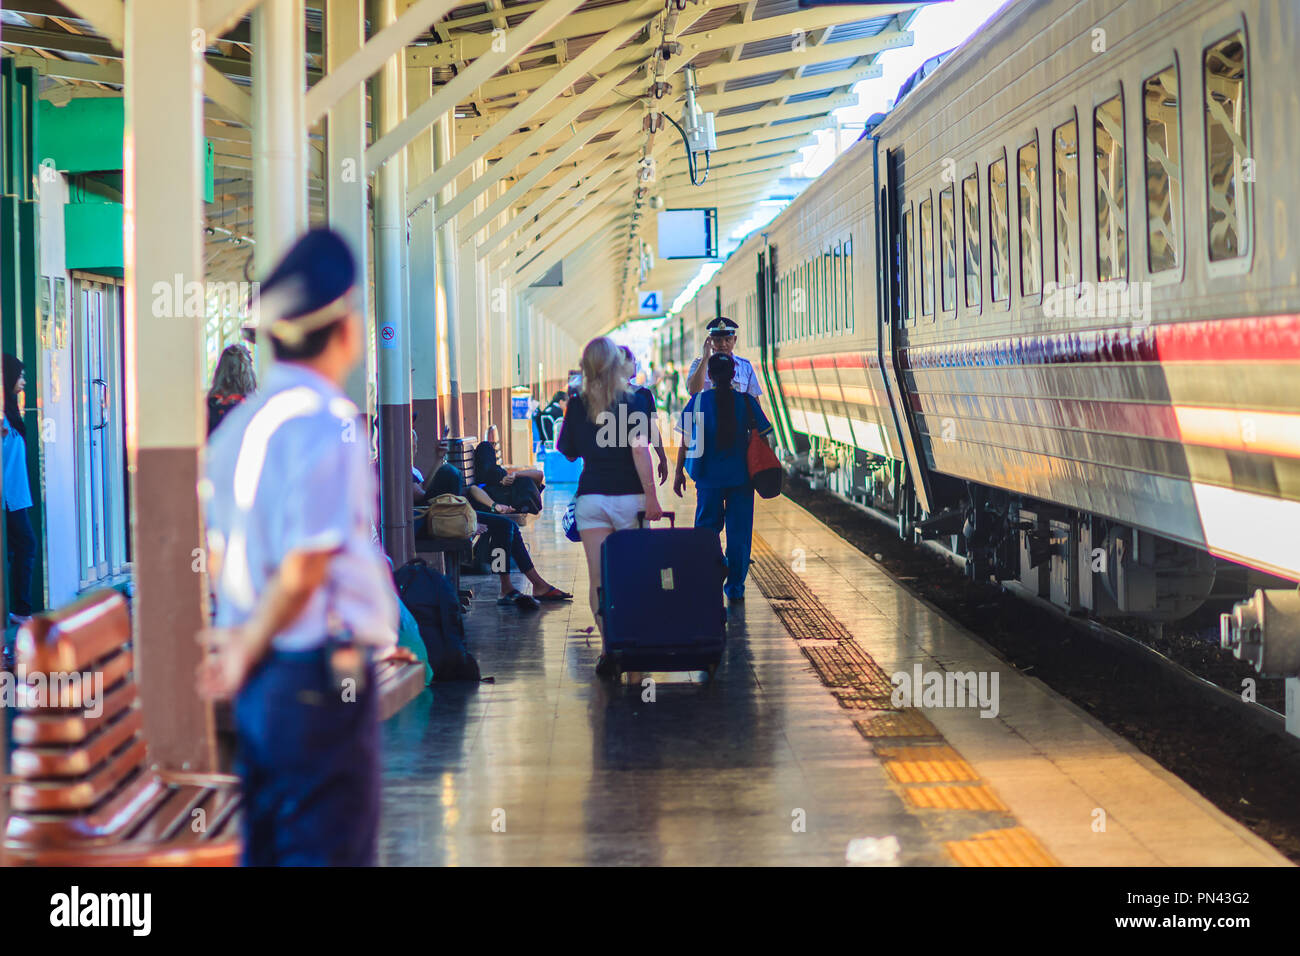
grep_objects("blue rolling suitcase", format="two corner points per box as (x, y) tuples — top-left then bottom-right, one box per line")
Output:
(596, 512), (728, 678)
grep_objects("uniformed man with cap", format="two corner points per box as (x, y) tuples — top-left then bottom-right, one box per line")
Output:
(686, 316), (763, 398)
(198, 227), (411, 866)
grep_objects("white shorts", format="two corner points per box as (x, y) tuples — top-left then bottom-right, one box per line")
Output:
(574, 493), (645, 532)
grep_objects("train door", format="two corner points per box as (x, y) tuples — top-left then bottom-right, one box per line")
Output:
(754, 245), (793, 451)
(874, 143), (935, 517)
(71, 274), (129, 588)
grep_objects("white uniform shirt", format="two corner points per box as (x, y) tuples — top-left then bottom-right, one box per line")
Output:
(202, 362), (397, 652)
(688, 353), (763, 398)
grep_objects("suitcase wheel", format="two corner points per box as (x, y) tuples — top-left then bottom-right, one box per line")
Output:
(595, 654), (621, 680)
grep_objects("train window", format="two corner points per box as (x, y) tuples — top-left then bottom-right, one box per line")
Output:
(804, 260), (812, 338)
(793, 264), (801, 339)
(787, 268), (794, 340)
(1053, 118), (1080, 284)
(1203, 31), (1251, 261)
(787, 272), (794, 340)
(1143, 66), (1183, 273)
(810, 259), (818, 336)
(846, 235), (853, 332)
(920, 195), (935, 315)
(782, 272), (788, 343)
(1017, 141), (1042, 296)
(778, 274), (786, 343)
(813, 258), (819, 337)
(838, 245), (846, 333)
(989, 157), (1010, 302)
(842, 240), (851, 333)
(1094, 94), (1128, 282)
(805, 261), (812, 338)
(903, 204), (916, 322)
(828, 249), (839, 334)
(829, 248), (837, 334)
(962, 173), (981, 308)
(940, 185), (957, 312)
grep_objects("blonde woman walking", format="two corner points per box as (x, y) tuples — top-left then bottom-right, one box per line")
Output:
(557, 336), (664, 632)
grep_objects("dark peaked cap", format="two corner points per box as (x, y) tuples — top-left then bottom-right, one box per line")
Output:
(255, 228), (357, 346)
(706, 315), (739, 336)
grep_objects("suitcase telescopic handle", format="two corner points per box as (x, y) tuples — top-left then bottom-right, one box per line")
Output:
(636, 510), (676, 527)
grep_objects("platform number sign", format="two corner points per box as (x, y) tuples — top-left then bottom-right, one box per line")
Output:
(638, 290), (664, 316)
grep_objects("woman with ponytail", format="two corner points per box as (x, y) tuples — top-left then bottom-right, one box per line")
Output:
(557, 336), (664, 632)
(673, 351), (773, 602)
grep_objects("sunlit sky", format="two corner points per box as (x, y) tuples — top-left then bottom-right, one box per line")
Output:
(666, 0), (1010, 317)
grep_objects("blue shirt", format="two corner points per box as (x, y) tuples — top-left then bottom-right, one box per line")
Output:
(557, 389), (655, 497)
(2, 421), (31, 512)
(678, 389), (772, 489)
(201, 362), (397, 652)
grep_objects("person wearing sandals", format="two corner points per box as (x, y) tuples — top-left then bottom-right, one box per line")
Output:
(674, 351), (773, 603)
(426, 464), (571, 610)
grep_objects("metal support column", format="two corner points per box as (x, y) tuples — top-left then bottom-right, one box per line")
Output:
(433, 111), (462, 435)
(326, 0), (372, 410)
(371, 0), (413, 566)
(252, 0), (307, 375)
(123, 0), (215, 772)
(407, 64), (440, 474)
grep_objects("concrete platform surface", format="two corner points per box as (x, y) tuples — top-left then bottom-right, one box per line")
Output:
(378, 485), (1289, 867)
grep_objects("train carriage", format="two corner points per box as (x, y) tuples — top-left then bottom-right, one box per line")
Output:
(668, 0), (1300, 622)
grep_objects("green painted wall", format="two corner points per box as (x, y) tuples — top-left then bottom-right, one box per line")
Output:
(38, 97), (123, 173)
(65, 201), (124, 277)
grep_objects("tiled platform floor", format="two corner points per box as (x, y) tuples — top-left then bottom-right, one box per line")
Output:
(378, 485), (1289, 866)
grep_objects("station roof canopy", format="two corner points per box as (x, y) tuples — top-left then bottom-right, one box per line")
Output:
(1, 0), (927, 335)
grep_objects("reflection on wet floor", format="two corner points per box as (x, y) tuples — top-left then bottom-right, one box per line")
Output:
(378, 485), (937, 866)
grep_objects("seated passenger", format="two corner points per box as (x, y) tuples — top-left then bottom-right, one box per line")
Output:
(425, 464), (571, 610)
(537, 391), (567, 445)
(472, 425), (545, 514)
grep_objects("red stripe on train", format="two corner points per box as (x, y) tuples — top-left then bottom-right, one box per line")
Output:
(1155, 314), (1300, 363)
(776, 352), (881, 372)
(897, 313), (1300, 369)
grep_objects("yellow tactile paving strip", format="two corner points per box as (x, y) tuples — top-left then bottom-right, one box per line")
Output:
(907, 785), (1010, 813)
(750, 536), (855, 643)
(854, 710), (941, 739)
(752, 531), (1060, 867)
(875, 745), (981, 784)
(945, 827), (1062, 867)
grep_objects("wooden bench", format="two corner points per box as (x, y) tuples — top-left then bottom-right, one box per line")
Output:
(375, 653), (427, 719)
(3, 591), (241, 866)
(3, 590), (426, 866)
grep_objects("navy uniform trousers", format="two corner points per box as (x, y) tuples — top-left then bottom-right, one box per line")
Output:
(234, 645), (379, 866)
(694, 483), (755, 599)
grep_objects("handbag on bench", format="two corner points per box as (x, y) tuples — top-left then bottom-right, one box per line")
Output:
(426, 493), (478, 539)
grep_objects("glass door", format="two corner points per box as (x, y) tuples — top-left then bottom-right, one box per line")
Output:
(71, 276), (128, 588)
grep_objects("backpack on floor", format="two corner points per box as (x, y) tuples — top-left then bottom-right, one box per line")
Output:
(461, 531), (495, 576)
(393, 559), (481, 682)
